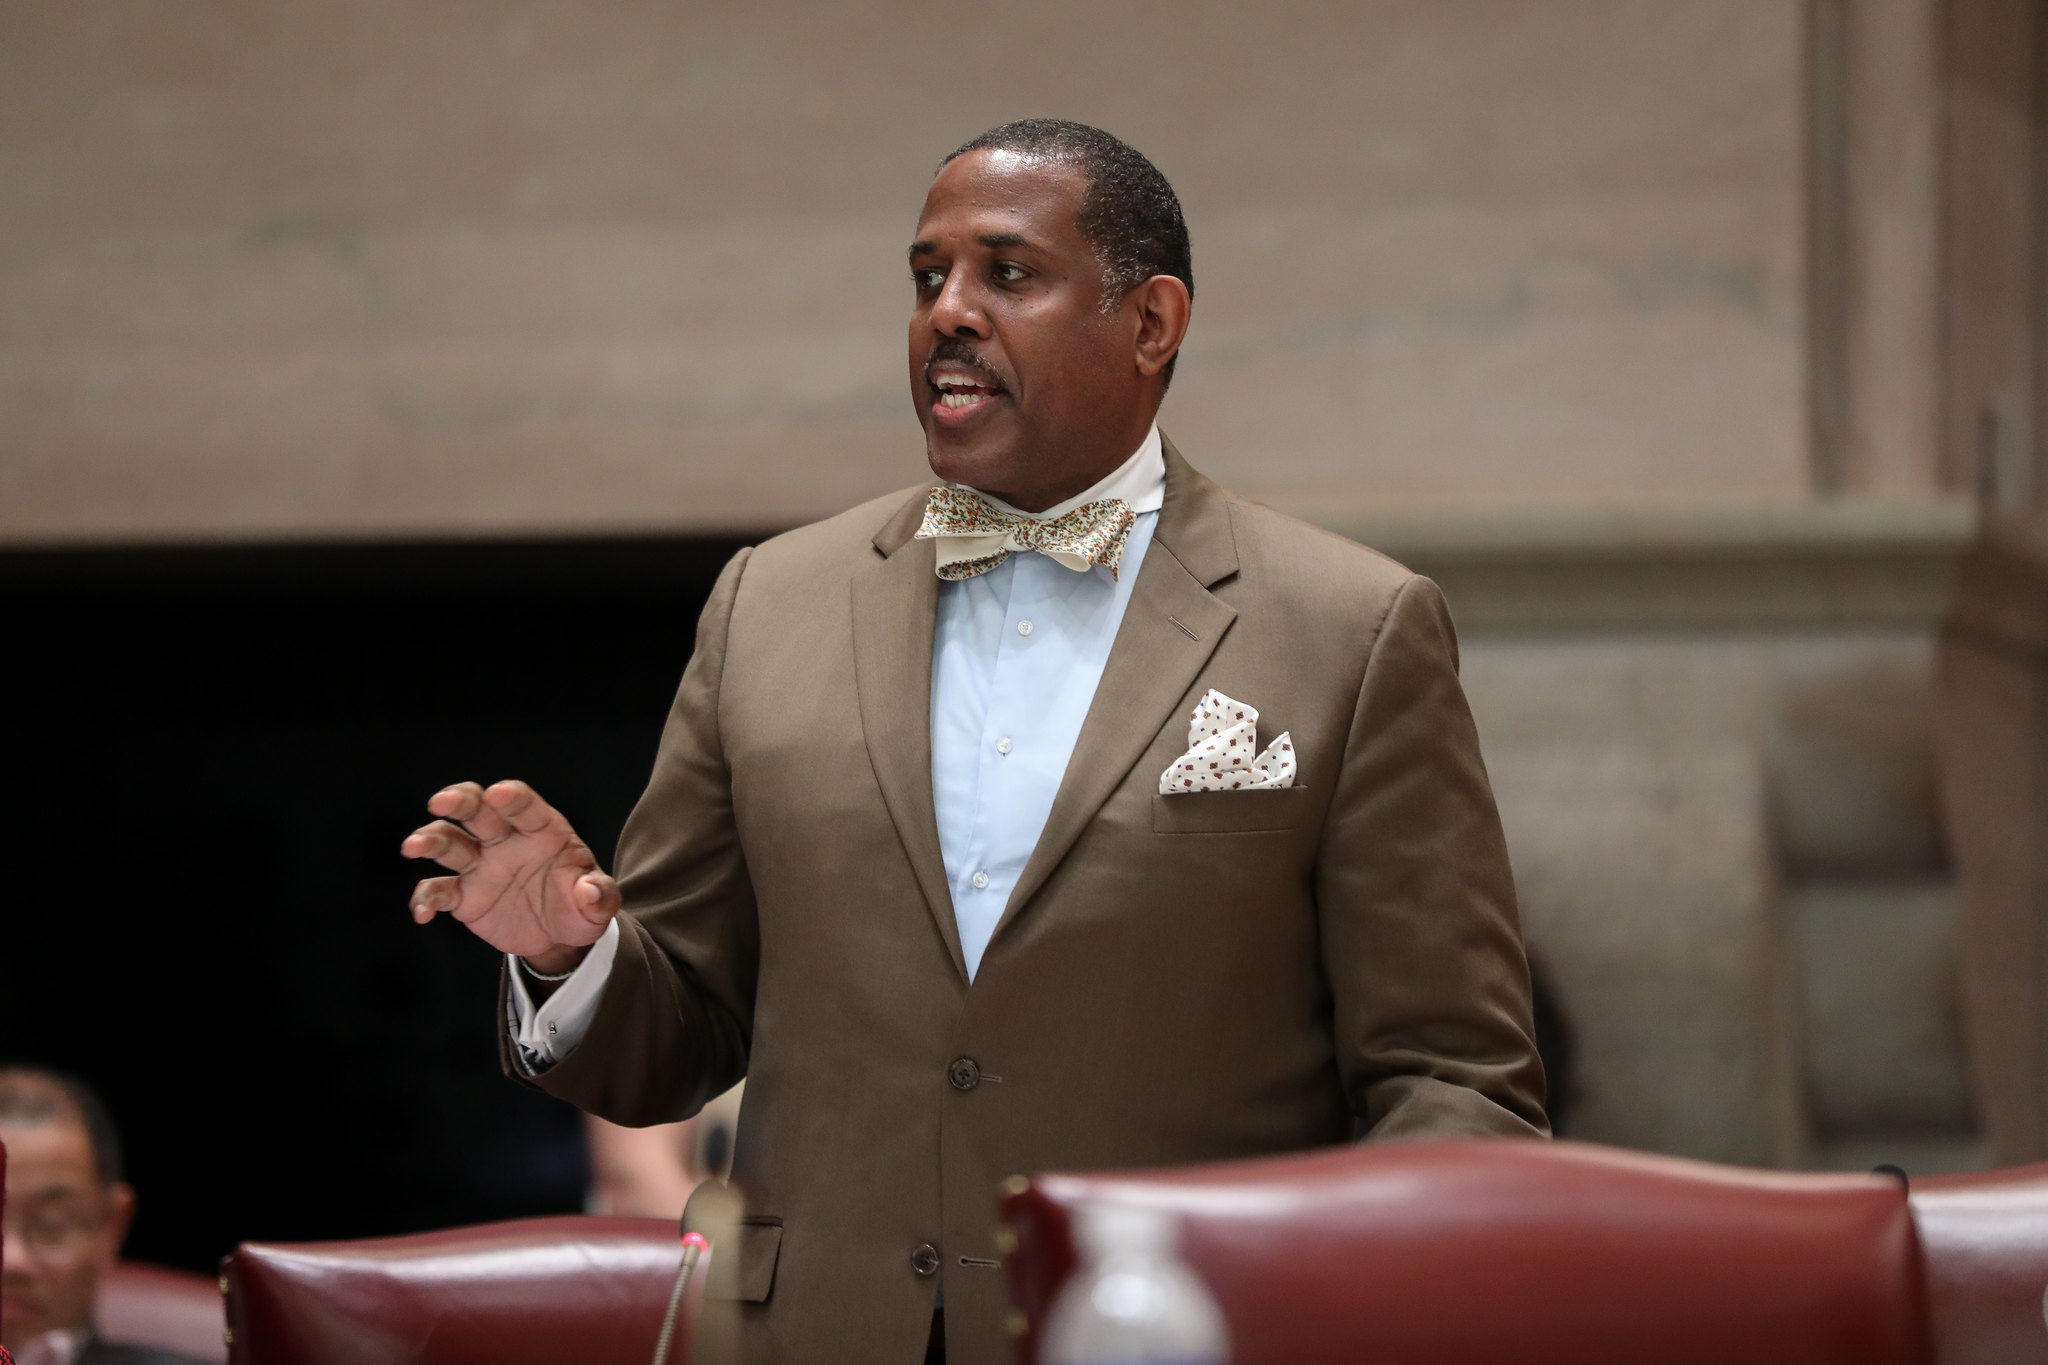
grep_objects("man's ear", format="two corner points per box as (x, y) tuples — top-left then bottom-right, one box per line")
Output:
(1129, 275), (1192, 379)
(99, 1182), (136, 1266)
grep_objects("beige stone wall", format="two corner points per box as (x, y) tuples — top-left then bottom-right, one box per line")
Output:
(0, 0), (1807, 544)
(1391, 514), (1986, 1167)
(1463, 624), (1979, 1168)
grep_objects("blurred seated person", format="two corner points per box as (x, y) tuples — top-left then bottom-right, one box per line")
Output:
(584, 1080), (742, 1218)
(0, 1068), (205, 1365)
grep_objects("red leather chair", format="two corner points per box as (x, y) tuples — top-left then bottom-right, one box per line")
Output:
(221, 1216), (702, 1365)
(1001, 1138), (1933, 1365)
(98, 1262), (228, 1363)
(1909, 1163), (2048, 1365)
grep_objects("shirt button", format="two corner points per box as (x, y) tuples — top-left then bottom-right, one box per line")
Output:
(971, 871), (990, 890)
(949, 1057), (982, 1091)
(912, 1243), (942, 1276)
(1016, 620), (1034, 636)
(996, 737), (1013, 755)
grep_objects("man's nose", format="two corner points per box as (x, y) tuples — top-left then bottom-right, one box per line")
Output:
(0, 1222), (32, 1274)
(929, 271), (989, 339)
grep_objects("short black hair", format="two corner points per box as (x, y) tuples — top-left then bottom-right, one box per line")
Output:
(0, 1067), (126, 1186)
(941, 119), (1192, 383)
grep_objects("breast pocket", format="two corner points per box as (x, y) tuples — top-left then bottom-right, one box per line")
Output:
(1151, 785), (1318, 834)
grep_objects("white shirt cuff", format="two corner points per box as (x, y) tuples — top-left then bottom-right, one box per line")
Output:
(506, 919), (621, 1074)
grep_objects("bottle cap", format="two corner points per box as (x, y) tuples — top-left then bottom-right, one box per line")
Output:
(1075, 1202), (1176, 1259)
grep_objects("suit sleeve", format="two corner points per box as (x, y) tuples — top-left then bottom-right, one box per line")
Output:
(1317, 573), (1550, 1140)
(497, 546), (759, 1126)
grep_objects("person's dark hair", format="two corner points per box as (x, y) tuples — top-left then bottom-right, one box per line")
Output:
(941, 119), (1192, 384)
(0, 1067), (126, 1186)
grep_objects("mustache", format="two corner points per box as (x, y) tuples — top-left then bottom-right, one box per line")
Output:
(924, 339), (1006, 388)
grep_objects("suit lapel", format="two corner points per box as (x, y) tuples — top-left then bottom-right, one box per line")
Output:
(992, 440), (1241, 942)
(850, 488), (969, 982)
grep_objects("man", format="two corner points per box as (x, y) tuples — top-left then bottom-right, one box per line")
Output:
(0, 1069), (206, 1365)
(405, 119), (1546, 1364)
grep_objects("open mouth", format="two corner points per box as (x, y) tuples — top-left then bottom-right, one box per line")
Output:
(927, 363), (1007, 418)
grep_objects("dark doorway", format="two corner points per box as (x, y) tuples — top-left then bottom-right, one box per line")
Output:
(2, 533), (758, 1272)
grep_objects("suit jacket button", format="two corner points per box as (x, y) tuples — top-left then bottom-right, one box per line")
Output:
(948, 1057), (981, 1091)
(912, 1243), (942, 1276)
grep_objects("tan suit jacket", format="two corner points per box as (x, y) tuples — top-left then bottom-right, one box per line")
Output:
(505, 441), (1546, 1365)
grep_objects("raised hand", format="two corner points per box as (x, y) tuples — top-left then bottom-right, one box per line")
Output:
(402, 780), (620, 972)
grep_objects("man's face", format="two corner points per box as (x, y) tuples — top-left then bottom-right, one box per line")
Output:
(0, 1118), (131, 1349)
(907, 149), (1151, 512)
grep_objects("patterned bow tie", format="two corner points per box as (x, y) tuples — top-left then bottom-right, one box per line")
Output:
(914, 486), (1138, 582)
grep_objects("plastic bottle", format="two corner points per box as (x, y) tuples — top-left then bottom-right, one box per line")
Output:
(1040, 1203), (1230, 1365)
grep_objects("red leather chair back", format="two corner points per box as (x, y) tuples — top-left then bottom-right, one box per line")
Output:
(98, 1262), (228, 1363)
(222, 1216), (700, 1365)
(1001, 1139), (1933, 1365)
(1910, 1163), (2048, 1365)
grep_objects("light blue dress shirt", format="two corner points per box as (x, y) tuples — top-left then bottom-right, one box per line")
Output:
(929, 426), (1163, 980)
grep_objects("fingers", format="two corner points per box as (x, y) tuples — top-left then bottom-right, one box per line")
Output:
(411, 876), (461, 923)
(573, 871), (623, 924)
(424, 781), (514, 845)
(400, 820), (482, 872)
(482, 779), (566, 837)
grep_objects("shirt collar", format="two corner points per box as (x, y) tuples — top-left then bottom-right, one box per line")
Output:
(14, 1329), (87, 1365)
(963, 423), (1165, 520)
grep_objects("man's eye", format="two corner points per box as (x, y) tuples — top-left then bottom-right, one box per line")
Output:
(992, 263), (1028, 283)
(912, 268), (945, 289)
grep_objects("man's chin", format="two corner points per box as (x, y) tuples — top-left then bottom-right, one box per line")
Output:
(925, 431), (1023, 494)
(1, 1316), (55, 1351)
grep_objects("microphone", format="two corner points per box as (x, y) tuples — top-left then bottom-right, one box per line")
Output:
(651, 1230), (710, 1365)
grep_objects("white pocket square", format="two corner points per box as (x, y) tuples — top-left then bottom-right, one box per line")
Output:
(1158, 688), (1297, 794)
